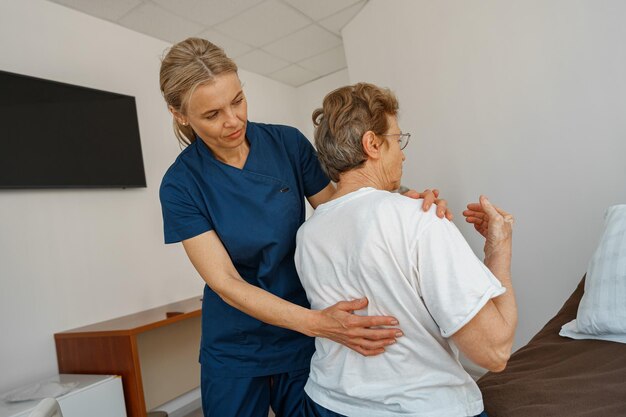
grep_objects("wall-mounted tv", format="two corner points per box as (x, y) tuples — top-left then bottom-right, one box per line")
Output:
(0, 70), (146, 189)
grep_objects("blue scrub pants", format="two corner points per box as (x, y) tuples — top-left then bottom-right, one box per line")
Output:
(201, 366), (309, 417)
(301, 393), (490, 417)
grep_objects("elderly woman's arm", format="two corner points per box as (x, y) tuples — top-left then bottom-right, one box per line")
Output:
(452, 196), (517, 372)
(183, 230), (402, 356)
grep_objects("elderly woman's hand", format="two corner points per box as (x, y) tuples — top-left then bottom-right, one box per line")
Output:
(463, 195), (514, 258)
(311, 298), (402, 356)
(402, 188), (453, 220)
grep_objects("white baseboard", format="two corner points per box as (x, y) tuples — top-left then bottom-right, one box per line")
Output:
(151, 387), (201, 417)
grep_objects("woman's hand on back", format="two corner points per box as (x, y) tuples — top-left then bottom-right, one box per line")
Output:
(309, 298), (402, 356)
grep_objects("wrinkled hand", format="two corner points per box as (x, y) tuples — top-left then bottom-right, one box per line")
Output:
(314, 298), (402, 356)
(402, 188), (453, 220)
(463, 195), (514, 257)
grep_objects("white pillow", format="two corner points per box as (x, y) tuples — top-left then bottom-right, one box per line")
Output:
(560, 204), (626, 343)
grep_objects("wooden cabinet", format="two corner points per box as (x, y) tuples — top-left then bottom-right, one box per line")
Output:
(54, 297), (202, 417)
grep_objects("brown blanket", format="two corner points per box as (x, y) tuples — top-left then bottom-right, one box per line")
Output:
(478, 277), (626, 417)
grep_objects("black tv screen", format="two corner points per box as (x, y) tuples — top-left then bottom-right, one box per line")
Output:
(0, 70), (146, 188)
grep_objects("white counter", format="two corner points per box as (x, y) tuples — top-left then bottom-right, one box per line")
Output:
(0, 374), (126, 417)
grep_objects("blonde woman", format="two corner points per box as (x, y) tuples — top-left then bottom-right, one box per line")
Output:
(158, 38), (452, 416)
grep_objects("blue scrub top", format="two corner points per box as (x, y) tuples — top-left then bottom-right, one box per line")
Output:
(159, 121), (330, 377)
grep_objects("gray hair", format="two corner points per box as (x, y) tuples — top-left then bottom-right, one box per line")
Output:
(312, 83), (399, 182)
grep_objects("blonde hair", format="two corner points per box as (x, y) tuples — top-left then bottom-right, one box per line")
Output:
(312, 83), (399, 182)
(159, 37), (238, 146)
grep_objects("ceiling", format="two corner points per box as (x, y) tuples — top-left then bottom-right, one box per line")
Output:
(47, 0), (367, 87)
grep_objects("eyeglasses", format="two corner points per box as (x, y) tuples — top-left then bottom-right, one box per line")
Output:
(380, 132), (411, 150)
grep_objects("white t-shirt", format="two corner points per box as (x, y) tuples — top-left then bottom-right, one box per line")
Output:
(295, 188), (505, 417)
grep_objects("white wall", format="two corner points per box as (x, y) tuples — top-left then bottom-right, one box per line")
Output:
(343, 0), (626, 349)
(296, 69), (350, 143)
(0, 0), (299, 393)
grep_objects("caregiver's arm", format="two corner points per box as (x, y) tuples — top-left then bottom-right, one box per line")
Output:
(452, 196), (517, 372)
(307, 183), (335, 208)
(182, 230), (401, 356)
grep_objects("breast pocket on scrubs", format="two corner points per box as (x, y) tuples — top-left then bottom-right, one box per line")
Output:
(215, 170), (301, 282)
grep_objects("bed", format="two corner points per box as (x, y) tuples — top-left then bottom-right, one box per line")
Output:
(477, 275), (626, 417)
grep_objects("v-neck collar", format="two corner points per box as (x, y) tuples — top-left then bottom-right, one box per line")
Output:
(197, 121), (255, 172)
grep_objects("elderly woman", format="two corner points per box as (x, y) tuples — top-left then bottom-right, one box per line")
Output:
(295, 83), (517, 417)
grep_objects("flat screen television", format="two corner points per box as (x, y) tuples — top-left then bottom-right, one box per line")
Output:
(0, 69), (146, 188)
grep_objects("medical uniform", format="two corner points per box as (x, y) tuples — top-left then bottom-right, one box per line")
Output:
(160, 121), (329, 416)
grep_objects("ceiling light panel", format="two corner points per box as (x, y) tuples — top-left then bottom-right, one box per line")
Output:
(299, 46), (347, 75)
(269, 64), (318, 87)
(196, 29), (254, 58)
(263, 24), (341, 62)
(282, 0), (362, 20)
(236, 49), (290, 75)
(152, 0), (264, 27)
(215, 0), (311, 47)
(119, 2), (204, 43)
(49, 0), (142, 21)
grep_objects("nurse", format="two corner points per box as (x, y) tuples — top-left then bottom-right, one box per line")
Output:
(158, 38), (451, 417)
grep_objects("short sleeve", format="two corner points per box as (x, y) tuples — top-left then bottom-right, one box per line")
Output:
(417, 219), (506, 337)
(295, 130), (330, 197)
(159, 176), (213, 244)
